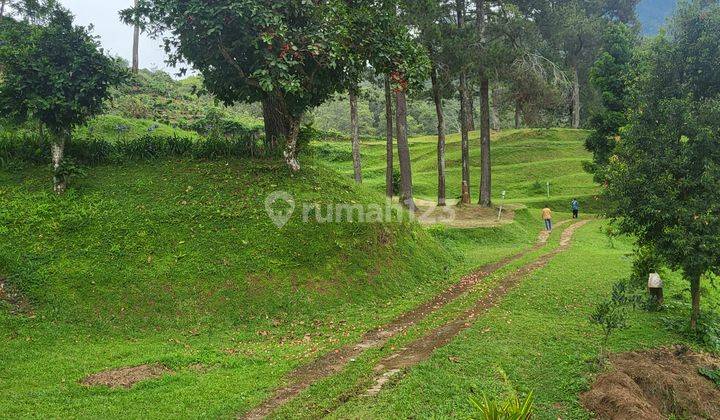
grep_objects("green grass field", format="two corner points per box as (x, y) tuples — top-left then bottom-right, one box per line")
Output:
(314, 128), (599, 211)
(0, 129), (716, 418)
(74, 115), (199, 142)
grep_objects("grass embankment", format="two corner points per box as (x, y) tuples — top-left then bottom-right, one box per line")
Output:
(315, 128), (600, 211)
(0, 156), (541, 417)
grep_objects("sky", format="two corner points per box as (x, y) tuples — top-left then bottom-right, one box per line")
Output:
(58, 0), (176, 74)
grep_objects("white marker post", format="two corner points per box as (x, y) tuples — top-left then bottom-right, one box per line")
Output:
(546, 182), (551, 199)
(497, 190), (507, 221)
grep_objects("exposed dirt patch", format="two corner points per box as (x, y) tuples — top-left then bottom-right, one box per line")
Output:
(0, 277), (32, 315)
(414, 199), (521, 229)
(581, 346), (720, 420)
(80, 364), (173, 389)
(240, 220), (578, 419)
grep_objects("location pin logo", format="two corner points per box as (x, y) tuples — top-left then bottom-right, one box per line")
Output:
(265, 191), (295, 228)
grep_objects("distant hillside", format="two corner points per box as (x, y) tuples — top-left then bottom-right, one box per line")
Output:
(638, 0), (676, 35)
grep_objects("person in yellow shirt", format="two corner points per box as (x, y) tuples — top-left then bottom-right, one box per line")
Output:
(542, 205), (553, 231)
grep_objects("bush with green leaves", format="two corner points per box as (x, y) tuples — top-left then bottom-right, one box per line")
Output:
(392, 168), (402, 197)
(699, 367), (720, 387)
(0, 130), (269, 166)
(189, 109), (262, 140)
(663, 303), (720, 353)
(590, 281), (637, 347)
(527, 180), (545, 196)
(469, 391), (534, 420)
(590, 300), (629, 346)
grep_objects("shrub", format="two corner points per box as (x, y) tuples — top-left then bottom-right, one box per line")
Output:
(0, 129), (269, 166)
(590, 290), (630, 347)
(53, 157), (87, 186)
(190, 109), (262, 140)
(699, 367), (720, 387)
(662, 303), (720, 353)
(469, 391), (535, 420)
(312, 142), (353, 162)
(528, 180), (545, 196)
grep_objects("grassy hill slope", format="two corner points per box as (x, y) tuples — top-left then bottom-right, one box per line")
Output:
(0, 153), (546, 417)
(0, 128), (595, 417)
(0, 159), (458, 330)
(316, 128), (599, 211)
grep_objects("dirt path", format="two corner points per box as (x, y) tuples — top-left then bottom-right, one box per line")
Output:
(240, 220), (575, 420)
(364, 220), (590, 397)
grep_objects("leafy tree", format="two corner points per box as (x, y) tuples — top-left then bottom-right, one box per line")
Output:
(124, 0), (424, 173)
(585, 23), (637, 181)
(0, 7), (127, 192)
(520, 0), (639, 128)
(605, 0), (720, 330)
(4, 0), (59, 22)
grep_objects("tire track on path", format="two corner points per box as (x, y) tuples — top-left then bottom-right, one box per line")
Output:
(362, 220), (590, 397)
(241, 220), (572, 419)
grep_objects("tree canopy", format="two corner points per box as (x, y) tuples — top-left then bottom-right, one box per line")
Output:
(123, 0), (427, 172)
(585, 22), (637, 180)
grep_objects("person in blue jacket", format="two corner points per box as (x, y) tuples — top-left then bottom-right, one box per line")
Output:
(571, 198), (580, 219)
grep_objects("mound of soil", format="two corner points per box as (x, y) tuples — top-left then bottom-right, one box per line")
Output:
(581, 346), (720, 420)
(81, 364), (172, 389)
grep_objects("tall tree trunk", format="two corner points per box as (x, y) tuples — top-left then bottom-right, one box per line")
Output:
(261, 94), (301, 171)
(479, 78), (492, 207)
(515, 100), (522, 129)
(51, 134), (67, 194)
(571, 62), (581, 129)
(132, 0), (140, 74)
(431, 64), (447, 207)
(384, 77), (394, 198)
(395, 90), (415, 211)
(283, 119), (301, 172)
(0, 0), (6, 18)
(349, 89), (362, 183)
(457, 0), (470, 204)
(468, 93), (476, 131)
(690, 273), (702, 331)
(475, 0), (490, 206)
(459, 75), (471, 204)
(491, 87), (501, 131)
